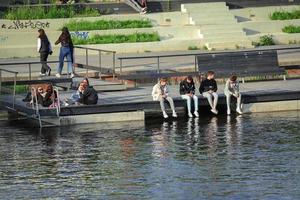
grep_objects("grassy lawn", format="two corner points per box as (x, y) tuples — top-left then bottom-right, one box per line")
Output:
(4, 5), (99, 20)
(282, 25), (300, 33)
(65, 19), (153, 31)
(270, 9), (300, 20)
(72, 32), (160, 45)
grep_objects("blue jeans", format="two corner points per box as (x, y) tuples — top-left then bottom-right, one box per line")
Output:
(57, 47), (73, 74)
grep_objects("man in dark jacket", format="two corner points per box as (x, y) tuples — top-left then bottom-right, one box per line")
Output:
(199, 71), (218, 114)
(179, 76), (199, 118)
(78, 83), (98, 105)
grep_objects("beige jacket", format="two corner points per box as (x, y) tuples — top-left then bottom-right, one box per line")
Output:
(151, 83), (169, 101)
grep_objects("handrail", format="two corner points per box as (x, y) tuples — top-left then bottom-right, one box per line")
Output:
(0, 68), (18, 108)
(74, 46), (116, 54)
(54, 88), (61, 117)
(31, 87), (42, 128)
(118, 44), (300, 60)
(0, 60), (65, 66)
(8, 2), (122, 8)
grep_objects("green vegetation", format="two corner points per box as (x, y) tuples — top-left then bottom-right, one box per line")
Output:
(1, 85), (28, 94)
(4, 5), (99, 20)
(253, 35), (275, 46)
(188, 46), (201, 50)
(270, 9), (300, 20)
(65, 19), (153, 31)
(72, 32), (160, 45)
(282, 25), (300, 33)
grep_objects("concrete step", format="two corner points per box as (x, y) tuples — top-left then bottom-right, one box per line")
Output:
(204, 36), (251, 43)
(181, 2), (227, 13)
(200, 27), (245, 35)
(201, 31), (246, 39)
(189, 12), (235, 18)
(205, 40), (253, 50)
(191, 18), (237, 25)
(199, 24), (243, 31)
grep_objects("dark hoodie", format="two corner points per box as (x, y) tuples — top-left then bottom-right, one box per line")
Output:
(179, 79), (195, 95)
(199, 78), (217, 94)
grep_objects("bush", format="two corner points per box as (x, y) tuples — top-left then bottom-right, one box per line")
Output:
(65, 19), (153, 31)
(282, 25), (300, 33)
(72, 32), (160, 45)
(253, 35), (275, 46)
(188, 46), (200, 50)
(270, 9), (300, 20)
(4, 5), (99, 20)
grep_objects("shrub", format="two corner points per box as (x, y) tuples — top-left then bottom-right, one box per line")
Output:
(65, 19), (153, 31)
(282, 25), (300, 33)
(4, 4), (99, 20)
(270, 9), (300, 20)
(188, 46), (200, 50)
(253, 35), (275, 46)
(72, 32), (160, 45)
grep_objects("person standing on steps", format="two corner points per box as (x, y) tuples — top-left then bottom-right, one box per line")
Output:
(179, 76), (199, 118)
(152, 78), (177, 119)
(199, 71), (219, 114)
(224, 75), (243, 115)
(55, 27), (74, 78)
(37, 29), (52, 76)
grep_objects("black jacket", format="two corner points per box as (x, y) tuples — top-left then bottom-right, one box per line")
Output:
(199, 79), (217, 94)
(179, 80), (195, 95)
(78, 87), (98, 105)
(39, 36), (50, 53)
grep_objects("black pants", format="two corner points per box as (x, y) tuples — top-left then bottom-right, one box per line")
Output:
(40, 52), (50, 74)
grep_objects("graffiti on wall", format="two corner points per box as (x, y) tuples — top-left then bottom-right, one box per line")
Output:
(70, 31), (89, 40)
(1, 20), (50, 30)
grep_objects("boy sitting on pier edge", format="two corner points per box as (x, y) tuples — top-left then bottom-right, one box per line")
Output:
(152, 78), (177, 119)
(179, 76), (199, 118)
(224, 75), (243, 115)
(199, 71), (219, 114)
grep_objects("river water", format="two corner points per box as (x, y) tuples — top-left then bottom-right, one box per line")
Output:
(0, 111), (299, 199)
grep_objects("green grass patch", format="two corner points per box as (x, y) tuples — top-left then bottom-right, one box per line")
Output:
(4, 5), (100, 20)
(72, 32), (160, 45)
(188, 46), (201, 50)
(1, 85), (28, 94)
(252, 35), (275, 46)
(270, 9), (300, 20)
(282, 25), (300, 33)
(65, 19), (153, 31)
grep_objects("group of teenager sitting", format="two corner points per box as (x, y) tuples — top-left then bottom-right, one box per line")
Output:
(27, 78), (98, 108)
(152, 71), (243, 119)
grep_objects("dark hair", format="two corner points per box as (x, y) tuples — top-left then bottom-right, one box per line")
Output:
(160, 77), (167, 82)
(186, 76), (194, 83)
(230, 75), (237, 82)
(207, 71), (215, 76)
(82, 77), (90, 86)
(60, 27), (72, 44)
(38, 29), (46, 39)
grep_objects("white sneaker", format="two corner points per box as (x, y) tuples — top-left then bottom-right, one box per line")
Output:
(70, 73), (75, 78)
(55, 73), (61, 78)
(188, 112), (193, 118)
(163, 111), (168, 119)
(211, 109), (218, 115)
(227, 110), (231, 115)
(172, 112), (177, 118)
(194, 111), (199, 117)
(40, 73), (46, 76)
(236, 108), (243, 115)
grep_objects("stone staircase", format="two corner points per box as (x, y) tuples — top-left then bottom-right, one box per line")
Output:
(181, 2), (254, 50)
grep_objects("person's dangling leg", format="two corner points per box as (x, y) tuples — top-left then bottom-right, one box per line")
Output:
(159, 96), (168, 118)
(212, 92), (218, 110)
(181, 95), (192, 117)
(166, 96), (177, 117)
(202, 92), (213, 109)
(225, 94), (231, 115)
(193, 95), (199, 117)
(236, 94), (243, 114)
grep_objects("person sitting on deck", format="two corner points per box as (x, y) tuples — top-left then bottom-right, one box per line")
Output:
(77, 82), (98, 105)
(180, 76), (199, 118)
(30, 85), (58, 108)
(199, 71), (218, 114)
(152, 78), (177, 119)
(224, 75), (243, 115)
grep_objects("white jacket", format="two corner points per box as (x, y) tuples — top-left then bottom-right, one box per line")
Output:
(151, 83), (169, 101)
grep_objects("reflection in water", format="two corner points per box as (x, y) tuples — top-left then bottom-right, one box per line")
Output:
(0, 111), (300, 199)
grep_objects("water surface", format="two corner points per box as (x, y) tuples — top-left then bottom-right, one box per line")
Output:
(0, 111), (299, 199)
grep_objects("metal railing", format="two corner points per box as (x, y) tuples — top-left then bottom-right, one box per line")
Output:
(0, 68), (18, 109)
(74, 46), (117, 79)
(118, 44), (300, 77)
(0, 60), (66, 80)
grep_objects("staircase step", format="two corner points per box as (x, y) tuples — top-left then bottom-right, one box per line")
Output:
(205, 40), (253, 50)
(204, 36), (251, 43)
(201, 31), (246, 39)
(191, 18), (237, 25)
(181, 2), (227, 13)
(199, 24), (242, 31)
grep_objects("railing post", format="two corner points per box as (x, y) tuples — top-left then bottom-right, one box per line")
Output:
(99, 50), (102, 79)
(13, 73), (17, 109)
(194, 55), (197, 72)
(113, 52), (116, 80)
(28, 63), (32, 80)
(120, 58), (122, 75)
(0, 70), (2, 95)
(85, 49), (89, 77)
(157, 57), (160, 73)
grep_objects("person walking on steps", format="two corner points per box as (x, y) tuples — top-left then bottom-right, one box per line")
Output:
(199, 71), (219, 114)
(37, 29), (52, 76)
(179, 76), (199, 118)
(55, 27), (74, 78)
(224, 75), (243, 115)
(152, 78), (177, 119)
